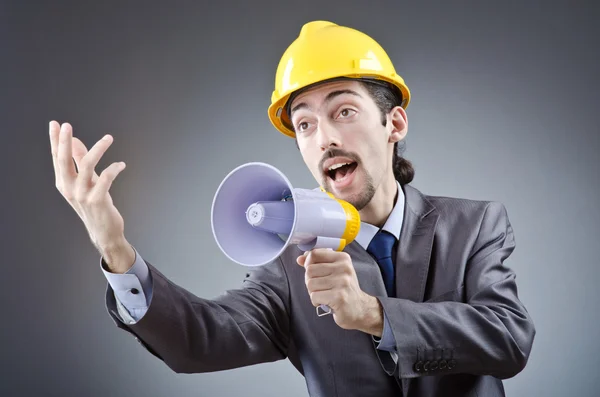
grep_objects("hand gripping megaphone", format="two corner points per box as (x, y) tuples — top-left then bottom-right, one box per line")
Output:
(210, 162), (361, 316)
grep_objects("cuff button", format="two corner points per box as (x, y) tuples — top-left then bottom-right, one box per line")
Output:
(423, 361), (431, 372)
(413, 361), (423, 372)
(447, 359), (456, 370)
(439, 359), (447, 369)
(430, 360), (439, 371)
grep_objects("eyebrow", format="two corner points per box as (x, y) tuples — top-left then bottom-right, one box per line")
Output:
(290, 89), (362, 116)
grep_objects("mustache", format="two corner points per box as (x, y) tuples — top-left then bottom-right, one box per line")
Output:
(319, 148), (361, 173)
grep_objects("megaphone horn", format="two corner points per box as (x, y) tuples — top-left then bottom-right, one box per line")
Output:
(211, 162), (361, 317)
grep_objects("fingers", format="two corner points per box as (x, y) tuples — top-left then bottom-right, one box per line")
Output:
(304, 261), (336, 278)
(307, 248), (342, 263)
(89, 161), (126, 202)
(305, 261), (353, 290)
(298, 249), (350, 271)
(49, 121), (62, 189)
(308, 290), (335, 308)
(50, 120), (126, 205)
(296, 252), (308, 266)
(77, 134), (113, 188)
(72, 136), (101, 186)
(53, 122), (77, 198)
(306, 275), (335, 292)
(57, 123), (76, 178)
(71, 136), (88, 170)
(296, 249), (336, 266)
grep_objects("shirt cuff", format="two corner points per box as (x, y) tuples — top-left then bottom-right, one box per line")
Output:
(100, 245), (153, 309)
(372, 311), (396, 352)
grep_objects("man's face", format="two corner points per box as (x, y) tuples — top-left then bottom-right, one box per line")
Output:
(289, 80), (406, 211)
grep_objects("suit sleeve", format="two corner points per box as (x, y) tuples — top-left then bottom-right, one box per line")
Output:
(376, 201), (536, 379)
(104, 255), (291, 374)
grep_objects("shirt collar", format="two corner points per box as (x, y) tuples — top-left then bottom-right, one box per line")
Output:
(353, 180), (405, 250)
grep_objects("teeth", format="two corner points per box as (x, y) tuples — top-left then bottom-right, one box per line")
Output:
(328, 162), (351, 171)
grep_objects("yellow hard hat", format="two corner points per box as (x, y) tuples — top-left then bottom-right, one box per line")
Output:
(268, 20), (411, 138)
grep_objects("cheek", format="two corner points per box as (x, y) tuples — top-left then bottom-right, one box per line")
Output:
(361, 142), (387, 176)
(299, 147), (321, 176)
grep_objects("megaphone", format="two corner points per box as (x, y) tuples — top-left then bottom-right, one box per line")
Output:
(211, 162), (361, 316)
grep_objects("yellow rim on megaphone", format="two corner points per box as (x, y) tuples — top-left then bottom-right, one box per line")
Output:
(324, 192), (361, 251)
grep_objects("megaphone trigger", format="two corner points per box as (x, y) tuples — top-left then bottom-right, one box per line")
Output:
(317, 304), (332, 317)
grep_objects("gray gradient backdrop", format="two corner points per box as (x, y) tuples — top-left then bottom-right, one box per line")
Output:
(2, 1), (599, 396)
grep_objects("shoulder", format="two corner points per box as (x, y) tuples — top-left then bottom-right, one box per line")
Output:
(406, 185), (515, 261)
(405, 184), (510, 230)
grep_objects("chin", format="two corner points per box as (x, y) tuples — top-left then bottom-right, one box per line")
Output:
(325, 172), (373, 211)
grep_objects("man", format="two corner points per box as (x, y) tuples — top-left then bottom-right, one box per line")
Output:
(49, 21), (535, 396)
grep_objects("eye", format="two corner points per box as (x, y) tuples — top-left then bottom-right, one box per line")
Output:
(297, 121), (310, 132)
(337, 108), (357, 119)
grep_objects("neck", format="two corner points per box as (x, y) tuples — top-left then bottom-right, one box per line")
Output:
(359, 171), (398, 227)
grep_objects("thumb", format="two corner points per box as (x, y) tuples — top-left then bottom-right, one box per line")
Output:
(296, 251), (309, 266)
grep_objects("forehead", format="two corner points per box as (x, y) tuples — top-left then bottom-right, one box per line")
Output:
(289, 80), (368, 110)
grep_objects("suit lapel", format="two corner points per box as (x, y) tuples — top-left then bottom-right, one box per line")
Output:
(345, 184), (438, 396)
(395, 185), (438, 396)
(395, 184), (438, 303)
(346, 184), (438, 302)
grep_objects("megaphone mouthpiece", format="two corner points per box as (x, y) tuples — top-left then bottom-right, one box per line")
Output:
(246, 200), (294, 235)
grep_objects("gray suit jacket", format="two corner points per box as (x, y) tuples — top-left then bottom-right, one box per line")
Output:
(105, 183), (536, 397)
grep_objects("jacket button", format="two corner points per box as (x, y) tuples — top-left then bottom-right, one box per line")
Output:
(438, 359), (447, 369)
(413, 361), (423, 372)
(447, 359), (456, 370)
(130, 288), (139, 295)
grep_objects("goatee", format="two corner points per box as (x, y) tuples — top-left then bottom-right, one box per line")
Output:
(322, 167), (376, 211)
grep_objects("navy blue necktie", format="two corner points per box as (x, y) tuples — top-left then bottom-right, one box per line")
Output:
(367, 230), (397, 298)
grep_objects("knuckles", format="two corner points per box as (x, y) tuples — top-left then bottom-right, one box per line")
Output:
(338, 290), (349, 304)
(86, 195), (102, 206)
(63, 192), (75, 201)
(340, 275), (351, 288)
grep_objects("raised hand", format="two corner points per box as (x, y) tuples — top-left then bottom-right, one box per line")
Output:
(49, 121), (134, 273)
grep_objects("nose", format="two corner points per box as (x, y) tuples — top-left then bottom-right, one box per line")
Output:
(316, 119), (342, 151)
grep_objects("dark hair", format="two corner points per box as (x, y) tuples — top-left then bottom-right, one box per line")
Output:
(290, 78), (415, 186)
(360, 80), (415, 186)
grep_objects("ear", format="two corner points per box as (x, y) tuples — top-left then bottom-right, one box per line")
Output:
(387, 106), (408, 143)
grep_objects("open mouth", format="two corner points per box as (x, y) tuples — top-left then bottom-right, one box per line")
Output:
(327, 162), (358, 182)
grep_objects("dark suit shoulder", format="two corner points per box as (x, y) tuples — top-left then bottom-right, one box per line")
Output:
(407, 185), (510, 239)
(418, 187), (501, 216)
